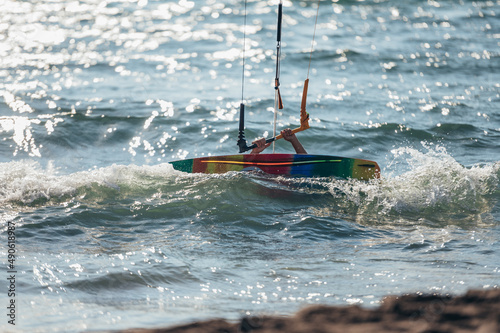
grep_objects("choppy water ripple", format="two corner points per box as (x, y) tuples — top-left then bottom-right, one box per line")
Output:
(0, 0), (499, 332)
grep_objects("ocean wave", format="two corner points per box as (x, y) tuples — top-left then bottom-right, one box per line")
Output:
(325, 144), (499, 225)
(262, 144), (499, 226)
(2, 145), (498, 228)
(0, 160), (179, 207)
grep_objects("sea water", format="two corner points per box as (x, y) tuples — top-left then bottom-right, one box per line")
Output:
(0, 0), (499, 332)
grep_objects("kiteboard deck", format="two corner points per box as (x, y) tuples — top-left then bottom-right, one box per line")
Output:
(170, 154), (380, 180)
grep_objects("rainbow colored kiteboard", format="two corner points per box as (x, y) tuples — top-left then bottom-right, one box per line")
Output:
(170, 154), (380, 180)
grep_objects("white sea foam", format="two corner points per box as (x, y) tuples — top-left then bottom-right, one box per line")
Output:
(327, 144), (499, 223)
(0, 160), (178, 206)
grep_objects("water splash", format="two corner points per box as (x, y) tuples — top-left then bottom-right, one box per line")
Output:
(318, 144), (499, 225)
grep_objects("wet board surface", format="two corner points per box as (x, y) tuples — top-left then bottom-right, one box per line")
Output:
(170, 154), (381, 180)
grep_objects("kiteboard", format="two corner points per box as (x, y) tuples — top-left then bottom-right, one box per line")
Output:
(170, 154), (380, 180)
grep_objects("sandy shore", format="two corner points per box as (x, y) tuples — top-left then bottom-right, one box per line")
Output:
(120, 289), (499, 333)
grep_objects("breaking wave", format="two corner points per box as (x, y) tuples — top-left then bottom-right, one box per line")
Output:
(1, 144), (498, 227)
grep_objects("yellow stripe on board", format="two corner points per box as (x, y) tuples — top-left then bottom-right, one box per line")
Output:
(201, 159), (341, 166)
